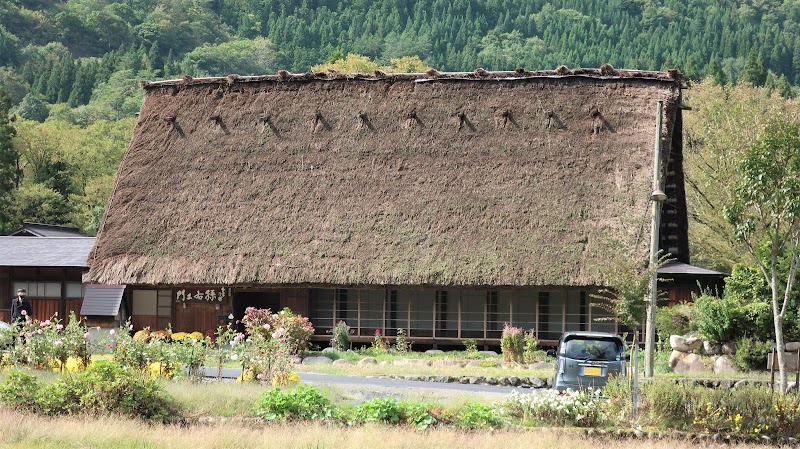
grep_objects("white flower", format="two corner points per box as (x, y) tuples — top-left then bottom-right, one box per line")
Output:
(230, 353), (238, 360)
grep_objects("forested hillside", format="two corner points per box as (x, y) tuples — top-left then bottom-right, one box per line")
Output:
(0, 0), (798, 240)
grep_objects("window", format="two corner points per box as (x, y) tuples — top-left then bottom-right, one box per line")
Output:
(387, 289), (398, 331)
(13, 282), (61, 298)
(435, 290), (448, 331)
(66, 282), (86, 299)
(486, 291), (498, 331)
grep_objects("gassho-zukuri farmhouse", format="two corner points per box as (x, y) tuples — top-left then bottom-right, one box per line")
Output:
(74, 65), (723, 347)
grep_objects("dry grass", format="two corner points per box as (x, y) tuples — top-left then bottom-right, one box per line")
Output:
(0, 409), (770, 449)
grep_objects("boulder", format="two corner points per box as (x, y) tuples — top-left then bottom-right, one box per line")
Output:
(722, 341), (737, 355)
(713, 355), (739, 374)
(393, 358), (431, 366)
(468, 376), (485, 385)
(786, 342), (800, 352)
(465, 361), (483, 368)
(302, 356), (333, 365)
(528, 362), (553, 370)
(332, 358), (353, 365)
(321, 347), (337, 353)
(668, 350), (707, 373)
(379, 360), (392, 366)
(432, 360), (463, 367)
(703, 341), (721, 356)
(684, 336), (703, 351)
(357, 357), (377, 366)
(670, 335), (690, 352)
(530, 377), (546, 388)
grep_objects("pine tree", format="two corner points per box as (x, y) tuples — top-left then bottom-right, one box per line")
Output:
(741, 49), (767, 86)
(56, 53), (75, 103)
(0, 87), (20, 233)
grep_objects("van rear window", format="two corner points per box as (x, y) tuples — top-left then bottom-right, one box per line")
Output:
(563, 338), (621, 361)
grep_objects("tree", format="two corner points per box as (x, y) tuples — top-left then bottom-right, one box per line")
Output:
(724, 117), (800, 392)
(0, 87), (20, 233)
(182, 38), (276, 76)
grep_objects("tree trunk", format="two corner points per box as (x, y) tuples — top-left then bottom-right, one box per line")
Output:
(773, 291), (788, 392)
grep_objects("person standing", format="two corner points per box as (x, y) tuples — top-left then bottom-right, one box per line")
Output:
(11, 288), (31, 323)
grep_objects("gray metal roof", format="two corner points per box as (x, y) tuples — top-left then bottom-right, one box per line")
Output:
(8, 222), (86, 237)
(0, 237), (95, 267)
(657, 262), (726, 276)
(80, 284), (125, 316)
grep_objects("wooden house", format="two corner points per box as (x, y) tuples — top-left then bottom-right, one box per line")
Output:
(83, 66), (721, 346)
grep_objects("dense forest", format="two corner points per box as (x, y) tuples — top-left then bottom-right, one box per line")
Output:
(0, 0), (799, 247)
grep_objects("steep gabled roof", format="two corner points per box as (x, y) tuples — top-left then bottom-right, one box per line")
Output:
(0, 237), (95, 267)
(8, 222), (85, 237)
(86, 67), (686, 287)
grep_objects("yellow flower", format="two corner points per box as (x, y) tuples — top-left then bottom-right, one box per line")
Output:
(236, 368), (254, 382)
(272, 371), (301, 387)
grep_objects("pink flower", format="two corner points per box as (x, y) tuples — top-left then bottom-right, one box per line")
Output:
(84, 332), (90, 339)
(55, 340), (63, 347)
(262, 323), (271, 330)
(256, 373), (265, 380)
(56, 324), (63, 330)
(20, 310), (27, 316)
(129, 324), (133, 331)
(109, 329), (116, 336)
(37, 329), (42, 335)
(40, 321), (47, 328)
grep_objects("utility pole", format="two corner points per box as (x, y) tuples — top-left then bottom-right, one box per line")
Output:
(645, 100), (665, 378)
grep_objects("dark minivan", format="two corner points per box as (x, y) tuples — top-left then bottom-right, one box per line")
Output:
(552, 331), (627, 391)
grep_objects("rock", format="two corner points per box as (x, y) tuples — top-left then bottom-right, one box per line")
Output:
(733, 380), (749, 389)
(434, 376), (449, 383)
(459, 377), (470, 384)
(508, 376), (520, 386)
(321, 347), (337, 353)
(722, 341), (737, 355)
(358, 357), (377, 366)
(432, 360), (463, 367)
(703, 341), (721, 356)
(499, 377), (510, 386)
(332, 358), (353, 365)
(668, 350), (707, 373)
(530, 377), (546, 388)
(393, 358), (431, 366)
(684, 336), (703, 351)
(289, 356), (303, 364)
(468, 376), (484, 385)
(465, 361), (482, 368)
(478, 350), (498, 356)
(302, 356), (333, 365)
(486, 377), (498, 385)
(379, 360), (392, 366)
(713, 355), (739, 374)
(425, 349), (444, 355)
(546, 377), (553, 388)
(786, 342), (800, 352)
(670, 335), (690, 352)
(528, 362), (553, 370)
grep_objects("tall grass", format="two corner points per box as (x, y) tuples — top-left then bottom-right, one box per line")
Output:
(0, 409), (772, 449)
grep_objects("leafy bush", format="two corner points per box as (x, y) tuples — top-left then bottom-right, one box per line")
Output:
(655, 302), (695, 340)
(454, 402), (504, 429)
(329, 321), (351, 351)
(253, 385), (336, 421)
(403, 402), (437, 429)
(0, 362), (179, 422)
(693, 294), (744, 343)
(501, 389), (603, 427)
(243, 307), (315, 354)
(393, 328), (411, 354)
(463, 338), (478, 356)
(523, 331), (541, 363)
(355, 397), (403, 424)
(732, 336), (772, 371)
(501, 324), (525, 363)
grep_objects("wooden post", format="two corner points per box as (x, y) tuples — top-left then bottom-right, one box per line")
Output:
(457, 291), (462, 339)
(357, 289), (362, 336)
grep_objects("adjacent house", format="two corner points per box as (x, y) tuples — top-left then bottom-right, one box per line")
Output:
(83, 66), (722, 346)
(0, 223), (95, 323)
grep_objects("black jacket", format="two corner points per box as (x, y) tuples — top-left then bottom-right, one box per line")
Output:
(11, 297), (31, 322)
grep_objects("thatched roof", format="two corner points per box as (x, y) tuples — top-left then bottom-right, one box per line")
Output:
(86, 66), (686, 287)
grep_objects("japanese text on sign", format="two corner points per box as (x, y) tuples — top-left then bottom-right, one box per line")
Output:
(175, 287), (230, 303)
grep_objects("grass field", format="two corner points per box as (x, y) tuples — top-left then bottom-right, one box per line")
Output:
(0, 409), (773, 449)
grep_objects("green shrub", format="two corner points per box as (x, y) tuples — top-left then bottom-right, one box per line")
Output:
(501, 389), (602, 427)
(656, 302), (695, 340)
(732, 336), (772, 371)
(522, 331), (539, 363)
(393, 328), (411, 354)
(463, 338), (478, 356)
(638, 380), (692, 429)
(693, 294), (744, 343)
(0, 362), (178, 422)
(403, 402), (437, 429)
(501, 324), (524, 363)
(454, 402), (504, 429)
(329, 321), (351, 351)
(355, 397), (403, 424)
(253, 384), (335, 421)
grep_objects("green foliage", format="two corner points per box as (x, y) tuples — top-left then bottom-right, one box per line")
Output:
(402, 402), (436, 429)
(355, 397), (403, 424)
(501, 389), (603, 427)
(500, 324), (524, 363)
(393, 328), (411, 354)
(454, 402), (503, 429)
(732, 336), (772, 371)
(522, 330), (540, 363)
(0, 362), (179, 422)
(328, 320), (351, 351)
(463, 338), (478, 357)
(693, 294), (744, 343)
(656, 302), (695, 340)
(0, 87), (19, 233)
(182, 37), (276, 76)
(253, 385), (335, 421)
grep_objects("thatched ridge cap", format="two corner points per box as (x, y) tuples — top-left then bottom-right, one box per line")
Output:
(140, 66), (683, 89)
